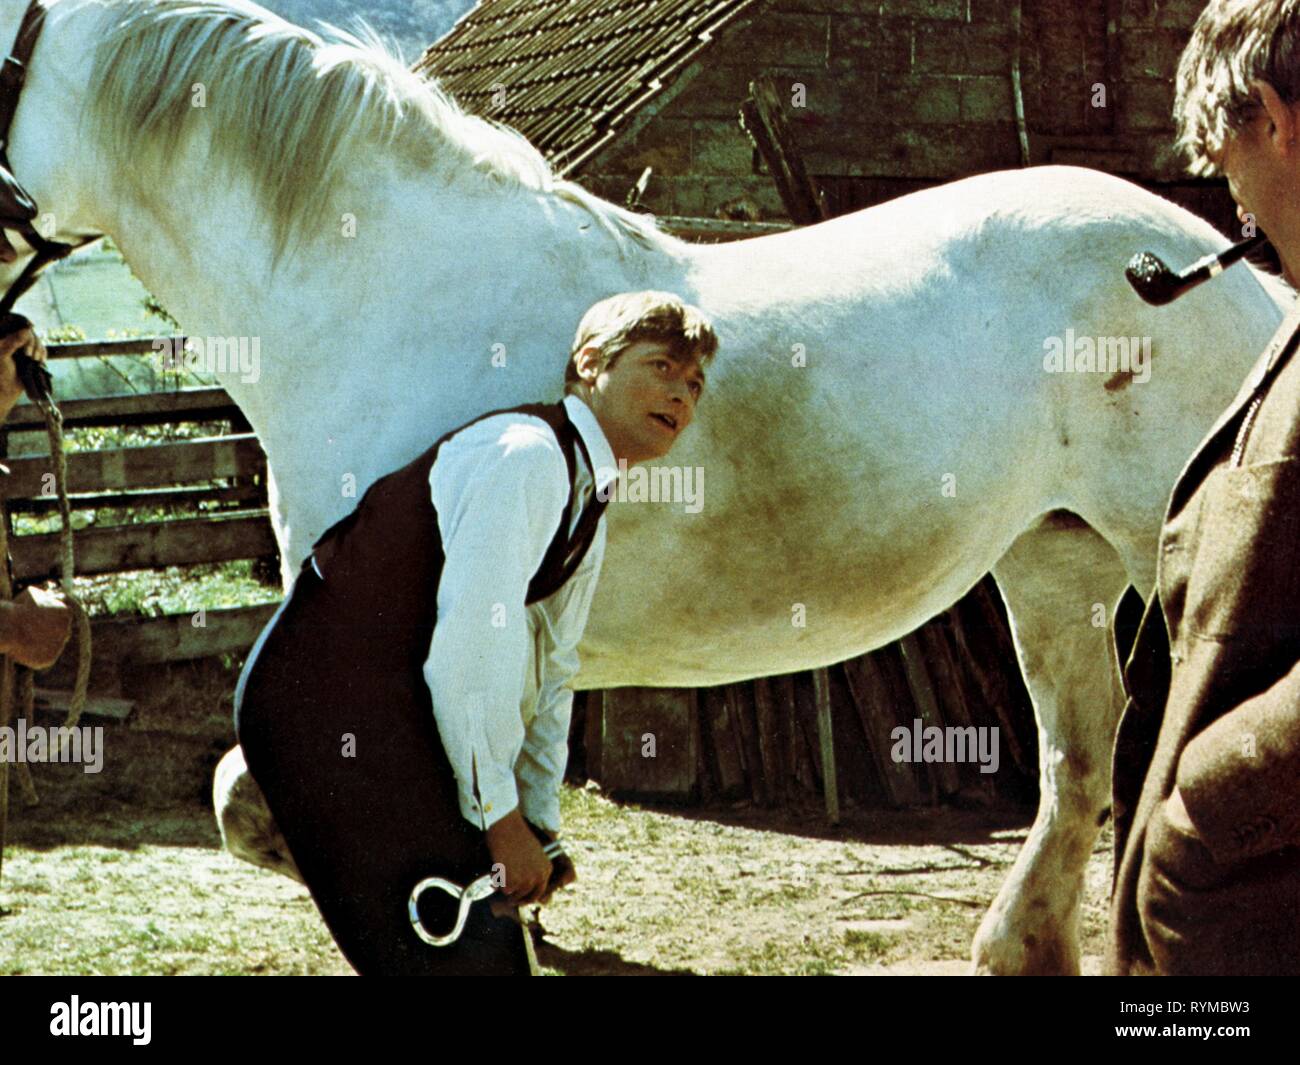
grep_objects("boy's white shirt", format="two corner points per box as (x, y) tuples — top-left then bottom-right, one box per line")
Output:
(423, 395), (618, 835)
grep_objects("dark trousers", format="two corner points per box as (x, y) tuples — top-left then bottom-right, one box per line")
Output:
(234, 563), (530, 975)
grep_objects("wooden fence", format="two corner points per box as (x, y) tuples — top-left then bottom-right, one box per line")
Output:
(1, 339), (279, 702)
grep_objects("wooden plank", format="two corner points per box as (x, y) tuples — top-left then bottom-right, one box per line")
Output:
(2, 435), (266, 498)
(751, 676), (786, 806)
(658, 216), (795, 242)
(724, 683), (766, 805)
(9, 483), (266, 516)
(45, 338), (187, 360)
(791, 670), (823, 786)
(917, 619), (989, 793)
(12, 512), (276, 582)
(811, 667), (839, 824)
(919, 619), (977, 729)
(841, 653), (927, 806)
(701, 686), (745, 799)
(740, 75), (828, 225)
(6, 388), (237, 431)
(898, 632), (961, 795)
(774, 673), (814, 795)
(583, 690), (604, 783)
(87, 604), (279, 665)
(692, 687), (719, 800)
(0, 498), (12, 884)
(32, 689), (135, 723)
(953, 582), (1034, 776)
(598, 688), (697, 802)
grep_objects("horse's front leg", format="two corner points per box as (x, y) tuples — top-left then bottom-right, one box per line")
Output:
(973, 517), (1129, 975)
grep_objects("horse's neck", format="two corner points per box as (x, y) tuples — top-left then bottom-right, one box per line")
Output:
(99, 151), (690, 439)
(16, 0), (693, 439)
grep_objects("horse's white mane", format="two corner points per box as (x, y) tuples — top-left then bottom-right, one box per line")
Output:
(73, 0), (673, 263)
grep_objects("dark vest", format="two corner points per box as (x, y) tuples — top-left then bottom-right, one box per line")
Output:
(308, 401), (608, 674)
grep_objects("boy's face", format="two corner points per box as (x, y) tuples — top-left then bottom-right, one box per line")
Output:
(575, 339), (706, 464)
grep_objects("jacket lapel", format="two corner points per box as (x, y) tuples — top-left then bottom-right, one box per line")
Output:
(1166, 298), (1300, 517)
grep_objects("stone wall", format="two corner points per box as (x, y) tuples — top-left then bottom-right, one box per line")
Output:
(583, 0), (1218, 225)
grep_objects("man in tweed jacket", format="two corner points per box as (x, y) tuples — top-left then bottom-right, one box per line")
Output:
(1108, 0), (1300, 975)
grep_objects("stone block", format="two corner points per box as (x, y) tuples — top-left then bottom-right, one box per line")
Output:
(876, 73), (961, 124)
(879, 0), (966, 18)
(1155, 0), (1207, 31)
(1119, 28), (1190, 79)
(602, 118), (692, 174)
(717, 13), (831, 68)
(914, 21), (1011, 75)
(830, 16), (914, 73)
(1117, 78), (1176, 131)
(691, 117), (754, 173)
(669, 175), (786, 220)
(960, 74), (1013, 122)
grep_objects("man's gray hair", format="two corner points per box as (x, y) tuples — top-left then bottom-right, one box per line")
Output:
(1175, 0), (1300, 176)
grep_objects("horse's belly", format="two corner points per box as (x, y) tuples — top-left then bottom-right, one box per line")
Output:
(576, 509), (1011, 687)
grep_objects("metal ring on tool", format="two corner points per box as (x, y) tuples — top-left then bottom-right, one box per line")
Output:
(408, 873), (497, 947)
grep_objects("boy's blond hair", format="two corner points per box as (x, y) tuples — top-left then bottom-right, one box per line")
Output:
(1175, 0), (1300, 176)
(565, 291), (718, 394)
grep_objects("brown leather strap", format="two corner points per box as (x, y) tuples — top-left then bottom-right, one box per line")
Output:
(0, 0), (99, 316)
(0, 0), (48, 161)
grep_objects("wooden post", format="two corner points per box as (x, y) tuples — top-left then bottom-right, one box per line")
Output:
(811, 667), (839, 825)
(842, 654), (926, 806)
(0, 495), (13, 886)
(751, 677), (786, 807)
(739, 76), (829, 225)
(899, 632), (960, 796)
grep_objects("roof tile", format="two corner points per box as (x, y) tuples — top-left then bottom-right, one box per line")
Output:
(414, 0), (763, 175)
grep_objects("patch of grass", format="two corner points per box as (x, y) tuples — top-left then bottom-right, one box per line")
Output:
(67, 561), (280, 619)
(843, 929), (892, 957)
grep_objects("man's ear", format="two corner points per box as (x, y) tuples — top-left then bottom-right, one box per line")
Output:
(1252, 80), (1298, 153)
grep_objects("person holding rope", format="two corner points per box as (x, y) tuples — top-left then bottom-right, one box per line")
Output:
(233, 291), (716, 975)
(0, 319), (71, 671)
(1109, 0), (1300, 976)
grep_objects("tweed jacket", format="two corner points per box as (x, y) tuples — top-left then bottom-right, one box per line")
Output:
(1107, 297), (1300, 976)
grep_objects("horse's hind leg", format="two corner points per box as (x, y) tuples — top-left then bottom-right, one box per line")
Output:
(972, 514), (1129, 975)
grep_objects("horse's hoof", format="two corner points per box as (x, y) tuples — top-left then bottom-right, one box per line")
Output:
(212, 745), (303, 884)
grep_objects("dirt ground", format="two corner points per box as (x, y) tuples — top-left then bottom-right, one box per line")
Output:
(0, 670), (1112, 976)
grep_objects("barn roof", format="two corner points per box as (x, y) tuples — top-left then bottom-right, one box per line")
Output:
(412, 0), (764, 176)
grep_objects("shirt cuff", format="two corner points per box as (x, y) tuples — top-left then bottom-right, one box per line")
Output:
(518, 788), (561, 836)
(459, 765), (520, 832)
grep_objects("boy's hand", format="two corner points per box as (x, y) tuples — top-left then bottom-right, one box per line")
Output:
(0, 320), (46, 412)
(524, 819), (577, 904)
(0, 587), (73, 670)
(540, 853), (576, 905)
(485, 808), (552, 905)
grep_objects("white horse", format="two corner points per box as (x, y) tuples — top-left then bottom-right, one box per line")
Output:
(4, 0), (1292, 974)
